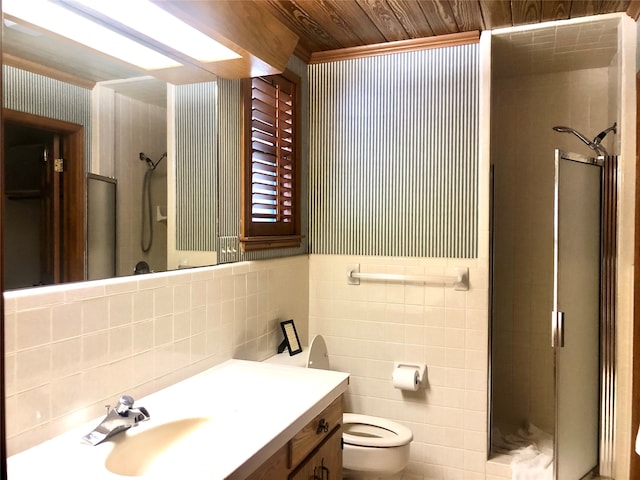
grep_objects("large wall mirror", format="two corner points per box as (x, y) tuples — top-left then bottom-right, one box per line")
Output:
(2, 10), (220, 290)
(1, 2), (308, 293)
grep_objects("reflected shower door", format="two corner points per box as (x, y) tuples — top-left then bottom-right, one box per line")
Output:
(552, 150), (600, 479)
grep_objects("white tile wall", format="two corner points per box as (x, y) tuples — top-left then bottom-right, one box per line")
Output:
(491, 65), (613, 437)
(4, 255), (309, 456)
(309, 255), (490, 479)
(92, 84), (168, 278)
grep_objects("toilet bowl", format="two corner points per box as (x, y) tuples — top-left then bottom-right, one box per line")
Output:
(342, 413), (413, 479)
(264, 334), (413, 479)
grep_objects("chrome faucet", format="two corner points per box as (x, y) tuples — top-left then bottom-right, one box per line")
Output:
(82, 395), (150, 446)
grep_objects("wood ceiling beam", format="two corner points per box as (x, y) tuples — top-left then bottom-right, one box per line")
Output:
(309, 30), (479, 64)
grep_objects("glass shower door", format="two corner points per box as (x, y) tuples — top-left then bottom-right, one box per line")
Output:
(552, 150), (601, 479)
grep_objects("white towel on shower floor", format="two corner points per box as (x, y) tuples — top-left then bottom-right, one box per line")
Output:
(492, 424), (553, 480)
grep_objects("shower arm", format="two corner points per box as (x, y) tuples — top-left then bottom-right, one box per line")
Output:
(552, 124), (616, 157)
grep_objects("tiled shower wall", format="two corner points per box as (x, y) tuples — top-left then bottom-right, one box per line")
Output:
(309, 255), (490, 479)
(4, 255), (309, 456)
(491, 66), (613, 436)
(92, 85), (169, 277)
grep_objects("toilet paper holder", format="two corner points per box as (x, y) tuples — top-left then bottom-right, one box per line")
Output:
(394, 362), (427, 384)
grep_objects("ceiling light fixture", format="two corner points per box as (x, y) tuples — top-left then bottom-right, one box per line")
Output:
(65, 0), (241, 63)
(3, 0), (183, 70)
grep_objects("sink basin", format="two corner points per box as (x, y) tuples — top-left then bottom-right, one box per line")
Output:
(105, 417), (215, 477)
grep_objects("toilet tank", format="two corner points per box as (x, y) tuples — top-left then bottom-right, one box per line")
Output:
(263, 334), (330, 370)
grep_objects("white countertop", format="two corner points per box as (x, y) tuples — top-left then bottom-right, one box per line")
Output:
(7, 359), (349, 480)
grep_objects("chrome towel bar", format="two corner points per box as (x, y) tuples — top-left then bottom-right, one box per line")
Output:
(346, 264), (469, 291)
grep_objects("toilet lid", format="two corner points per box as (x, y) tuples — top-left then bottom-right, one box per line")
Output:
(342, 413), (413, 448)
(307, 334), (330, 370)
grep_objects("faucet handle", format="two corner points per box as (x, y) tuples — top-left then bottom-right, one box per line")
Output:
(115, 395), (135, 415)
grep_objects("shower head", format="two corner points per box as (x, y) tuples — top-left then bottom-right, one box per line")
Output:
(552, 124), (614, 156)
(139, 152), (167, 170)
(552, 126), (593, 147)
(139, 152), (155, 170)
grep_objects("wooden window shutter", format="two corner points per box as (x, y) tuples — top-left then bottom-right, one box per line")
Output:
(241, 70), (302, 251)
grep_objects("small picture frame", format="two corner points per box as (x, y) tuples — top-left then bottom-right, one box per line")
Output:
(279, 319), (302, 356)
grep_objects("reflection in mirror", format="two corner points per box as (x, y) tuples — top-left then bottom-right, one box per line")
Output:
(93, 78), (169, 278)
(2, 17), (173, 289)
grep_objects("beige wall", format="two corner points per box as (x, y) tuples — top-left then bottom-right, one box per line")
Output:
(4, 255), (309, 455)
(309, 255), (490, 479)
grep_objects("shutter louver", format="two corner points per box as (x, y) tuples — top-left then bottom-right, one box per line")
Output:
(241, 69), (301, 251)
(250, 77), (295, 226)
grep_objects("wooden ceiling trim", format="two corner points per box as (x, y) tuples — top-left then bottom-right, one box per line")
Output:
(261, 1), (343, 52)
(309, 30), (479, 64)
(153, 0), (299, 78)
(2, 53), (96, 90)
(479, 0), (512, 29)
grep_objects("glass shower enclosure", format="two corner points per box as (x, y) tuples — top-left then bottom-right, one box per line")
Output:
(490, 149), (617, 479)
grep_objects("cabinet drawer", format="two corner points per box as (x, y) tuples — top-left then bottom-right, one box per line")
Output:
(288, 426), (342, 480)
(288, 396), (343, 468)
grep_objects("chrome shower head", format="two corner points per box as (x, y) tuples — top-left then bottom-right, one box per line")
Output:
(552, 125), (593, 147)
(139, 152), (155, 170)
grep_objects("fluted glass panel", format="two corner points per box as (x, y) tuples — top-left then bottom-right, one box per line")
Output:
(309, 44), (479, 258)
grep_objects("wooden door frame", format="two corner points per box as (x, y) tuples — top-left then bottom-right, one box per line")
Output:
(2, 108), (85, 283)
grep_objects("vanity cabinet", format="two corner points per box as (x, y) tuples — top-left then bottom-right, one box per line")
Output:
(244, 395), (343, 480)
(289, 426), (342, 480)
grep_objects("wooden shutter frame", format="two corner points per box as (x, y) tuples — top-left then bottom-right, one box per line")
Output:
(240, 69), (302, 251)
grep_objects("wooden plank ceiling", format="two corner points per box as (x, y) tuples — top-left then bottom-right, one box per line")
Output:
(255, 0), (638, 60)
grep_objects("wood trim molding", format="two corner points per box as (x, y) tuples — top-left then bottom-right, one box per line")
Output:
(240, 235), (304, 252)
(3, 108), (86, 284)
(309, 31), (480, 64)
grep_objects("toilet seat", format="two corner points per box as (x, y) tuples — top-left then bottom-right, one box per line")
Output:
(342, 413), (413, 448)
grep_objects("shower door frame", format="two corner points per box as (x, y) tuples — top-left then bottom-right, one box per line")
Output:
(552, 149), (617, 479)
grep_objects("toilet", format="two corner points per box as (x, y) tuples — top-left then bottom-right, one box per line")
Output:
(265, 335), (413, 479)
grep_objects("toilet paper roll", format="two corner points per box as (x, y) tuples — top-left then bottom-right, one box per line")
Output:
(392, 366), (419, 391)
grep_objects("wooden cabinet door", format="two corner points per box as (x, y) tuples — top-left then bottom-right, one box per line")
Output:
(289, 427), (342, 480)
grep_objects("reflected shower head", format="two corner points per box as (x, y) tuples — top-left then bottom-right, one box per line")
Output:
(139, 152), (167, 171)
(139, 152), (155, 170)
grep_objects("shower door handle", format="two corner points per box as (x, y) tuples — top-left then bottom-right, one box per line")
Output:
(552, 310), (565, 348)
